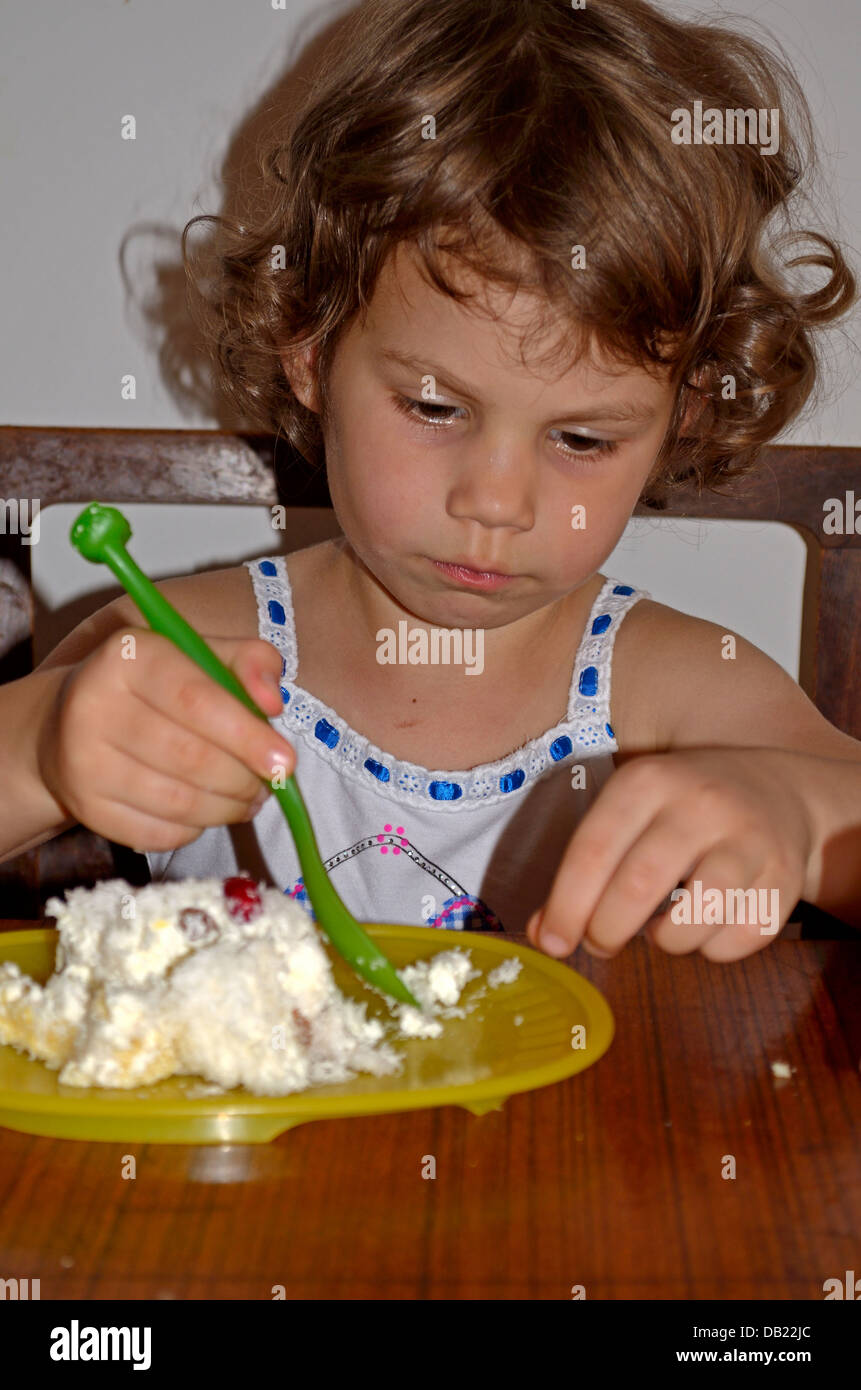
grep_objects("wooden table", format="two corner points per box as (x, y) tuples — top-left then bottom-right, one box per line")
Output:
(0, 924), (858, 1300)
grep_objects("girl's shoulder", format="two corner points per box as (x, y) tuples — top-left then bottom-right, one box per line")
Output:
(36, 561), (264, 674)
(166, 562), (262, 638)
(132, 563), (263, 641)
(128, 542), (328, 642)
(609, 595), (735, 758)
(610, 593), (853, 763)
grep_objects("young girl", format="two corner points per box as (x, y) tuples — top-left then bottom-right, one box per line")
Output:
(3, 0), (860, 959)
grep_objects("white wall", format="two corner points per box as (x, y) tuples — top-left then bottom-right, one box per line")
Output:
(1, 0), (857, 677)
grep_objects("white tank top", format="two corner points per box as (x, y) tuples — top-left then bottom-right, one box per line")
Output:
(146, 555), (649, 934)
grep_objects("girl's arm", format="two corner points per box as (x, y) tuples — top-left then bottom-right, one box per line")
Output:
(617, 603), (861, 927)
(0, 597), (137, 864)
(527, 602), (861, 960)
(0, 664), (80, 861)
(0, 592), (140, 863)
(0, 571), (239, 865)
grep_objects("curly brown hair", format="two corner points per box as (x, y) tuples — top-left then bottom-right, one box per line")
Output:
(182, 0), (856, 507)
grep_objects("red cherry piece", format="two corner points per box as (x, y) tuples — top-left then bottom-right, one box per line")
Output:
(223, 874), (263, 922)
(179, 907), (218, 943)
(291, 1008), (312, 1048)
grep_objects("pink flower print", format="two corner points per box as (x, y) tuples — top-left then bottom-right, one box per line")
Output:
(377, 823), (409, 855)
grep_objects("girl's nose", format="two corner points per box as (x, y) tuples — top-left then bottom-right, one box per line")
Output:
(445, 444), (535, 531)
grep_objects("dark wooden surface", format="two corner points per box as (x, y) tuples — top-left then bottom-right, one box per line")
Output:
(0, 927), (857, 1300)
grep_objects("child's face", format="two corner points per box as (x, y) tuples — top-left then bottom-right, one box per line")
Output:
(288, 242), (679, 629)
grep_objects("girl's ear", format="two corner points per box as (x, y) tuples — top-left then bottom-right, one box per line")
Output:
(279, 343), (320, 413)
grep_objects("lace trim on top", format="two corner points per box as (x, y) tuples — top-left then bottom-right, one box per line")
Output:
(245, 555), (648, 812)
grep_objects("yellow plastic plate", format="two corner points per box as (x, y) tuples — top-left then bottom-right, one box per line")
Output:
(0, 926), (614, 1144)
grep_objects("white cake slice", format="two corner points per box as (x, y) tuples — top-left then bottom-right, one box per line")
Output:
(0, 874), (504, 1095)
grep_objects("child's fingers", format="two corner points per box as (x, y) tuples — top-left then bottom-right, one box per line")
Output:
(122, 632), (295, 780)
(103, 692), (268, 804)
(90, 798), (207, 856)
(528, 757), (680, 954)
(697, 915), (782, 962)
(230, 637), (287, 715)
(640, 844), (761, 956)
(697, 871), (797, 962)
(84, 745), (263, 849)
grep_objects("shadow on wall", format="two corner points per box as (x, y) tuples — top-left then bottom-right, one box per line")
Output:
(118, 2), (362, 430)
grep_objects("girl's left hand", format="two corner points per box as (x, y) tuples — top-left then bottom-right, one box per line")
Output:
(525, 747), (816, 962)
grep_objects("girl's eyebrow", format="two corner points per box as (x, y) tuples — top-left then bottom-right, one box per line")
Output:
(377, 346), (657, 424)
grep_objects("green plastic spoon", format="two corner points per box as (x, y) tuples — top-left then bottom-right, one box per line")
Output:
(69, 501), (421, 1009)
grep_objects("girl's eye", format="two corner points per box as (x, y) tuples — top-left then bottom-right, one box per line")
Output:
(392, 394), (619, 461)
(392, 394), (465, 426)
(548, 428), (619, 461)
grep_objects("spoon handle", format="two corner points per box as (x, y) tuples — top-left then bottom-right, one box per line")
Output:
(69, 503), (420, 1008)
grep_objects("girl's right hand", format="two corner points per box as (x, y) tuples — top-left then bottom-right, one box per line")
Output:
(35, 626), (296, 854)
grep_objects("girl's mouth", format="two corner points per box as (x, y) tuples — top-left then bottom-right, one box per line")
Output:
(431, 559), (515, 591)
